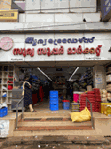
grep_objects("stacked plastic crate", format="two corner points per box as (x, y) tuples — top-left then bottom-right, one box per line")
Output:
(94, 88), (101, 112)
(49, 91), (59, 111)
(79, 93), (87, 111)
(79, 91), (96, 112)
(87, 91), (96, 112)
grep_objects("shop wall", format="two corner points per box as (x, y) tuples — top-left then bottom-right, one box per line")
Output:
(25, 0), (96, 14)
(93, 65), (106, 89)
(0, 32), (111, 62)
(19, 13), (100, 23)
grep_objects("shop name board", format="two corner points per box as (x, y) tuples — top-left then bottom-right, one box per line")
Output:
(13, 45), (102, 57)
(25, 37), (95, 46)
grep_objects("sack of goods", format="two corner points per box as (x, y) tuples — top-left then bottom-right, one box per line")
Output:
(71, 107), (91, 122)
(101, 89), (111, 102)
(101, 89), (107, 98)
(107, 92), (111, 101)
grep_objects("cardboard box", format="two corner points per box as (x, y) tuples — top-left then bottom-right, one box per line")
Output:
(87, 85), (92, 91)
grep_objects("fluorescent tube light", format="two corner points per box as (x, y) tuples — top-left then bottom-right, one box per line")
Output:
(37, 67), (52, 81)
(69, 67), (79, 81)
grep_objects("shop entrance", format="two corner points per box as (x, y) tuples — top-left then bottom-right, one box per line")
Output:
(14, 63), (94, 112)
(0, 60), (110, 112)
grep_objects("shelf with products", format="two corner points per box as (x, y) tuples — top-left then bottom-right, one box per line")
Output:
(8, 92), (12, 97)
(3, 72), (8, 78)
(106, 71), (111, 75)
(8, 97), (12, 104)
(8, 105), (11, 111)
(0, 65), (15, 111)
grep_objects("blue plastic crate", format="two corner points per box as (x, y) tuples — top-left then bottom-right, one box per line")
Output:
(50, 94), (58, 98)
(0, 107), (8, 117)
(63, 102), (70, 110)
(49, 101), (58, 109)
(50, 100), (58, 104)
(50, 100), (59, 105)
(50, 97), (58, 101)
(50, 91), (58, 96)
(50, 104), (59, 111)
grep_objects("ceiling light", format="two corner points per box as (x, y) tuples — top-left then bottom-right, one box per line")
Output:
(37, 67), (52, 81)
(69, 67), (79, 81)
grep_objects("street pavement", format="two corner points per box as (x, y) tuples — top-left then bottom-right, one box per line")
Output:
(1, 136), (111, 149)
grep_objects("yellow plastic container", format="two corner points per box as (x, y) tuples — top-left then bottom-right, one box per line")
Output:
(106, 105), (111, 116)
(103, 105), (107, 115)
(101, 103), (111, 114)
(71, 103), (80, 112)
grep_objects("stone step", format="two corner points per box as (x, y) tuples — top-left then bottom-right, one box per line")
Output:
(20, 117), (71, 122)
(18, 120), (92, 127)
(16, 125), (93, 131)
(23, 112), (71, 119)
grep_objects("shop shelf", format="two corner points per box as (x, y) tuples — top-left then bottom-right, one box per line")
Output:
(106, 71), (111, 75)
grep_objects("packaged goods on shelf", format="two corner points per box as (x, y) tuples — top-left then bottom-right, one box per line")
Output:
(108, 67), (111, 72)
(101, 98), (107, 103)
(87, 85), (92, 91)
(106, 75), (111, 82)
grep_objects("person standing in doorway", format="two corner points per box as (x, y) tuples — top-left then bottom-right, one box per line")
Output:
(23, 73), (36, 112)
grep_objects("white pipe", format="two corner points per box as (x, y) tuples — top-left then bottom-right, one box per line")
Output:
(37, 67), (52, 81)
(69, 67), (79, 81)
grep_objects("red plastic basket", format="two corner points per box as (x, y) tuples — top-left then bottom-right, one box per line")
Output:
(62, 100), (70, 102)
(87, 91), (95, 94)
(80, 94), (87, 97)
(8, 85), (13, 90)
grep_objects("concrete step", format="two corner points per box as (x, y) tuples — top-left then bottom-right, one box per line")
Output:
(16, 125), (93, 131)
(18, 120), (92, 127)
(23, 112), (71, 119)
(22, 117), (71, 122)
(16, 117), (93, 131)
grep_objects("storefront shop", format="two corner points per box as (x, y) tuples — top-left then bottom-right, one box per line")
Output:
(0, 32), (111, 112)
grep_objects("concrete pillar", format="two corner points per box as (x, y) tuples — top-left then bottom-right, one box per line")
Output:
(93, 65), (106, 89)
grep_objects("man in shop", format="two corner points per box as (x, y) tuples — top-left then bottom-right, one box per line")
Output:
(73, 80), (80, 91)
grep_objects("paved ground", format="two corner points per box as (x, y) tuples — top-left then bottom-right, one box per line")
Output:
(1, 136), (111, 149)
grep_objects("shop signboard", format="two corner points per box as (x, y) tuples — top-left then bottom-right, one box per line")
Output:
(13, 36), (102, 57)
(13, 45), (102, 57)
(101, 0), (111, 21)
(0, 33), (110, 62)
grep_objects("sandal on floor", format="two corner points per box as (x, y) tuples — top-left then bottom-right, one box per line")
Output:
(32, 110), (36, 112)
